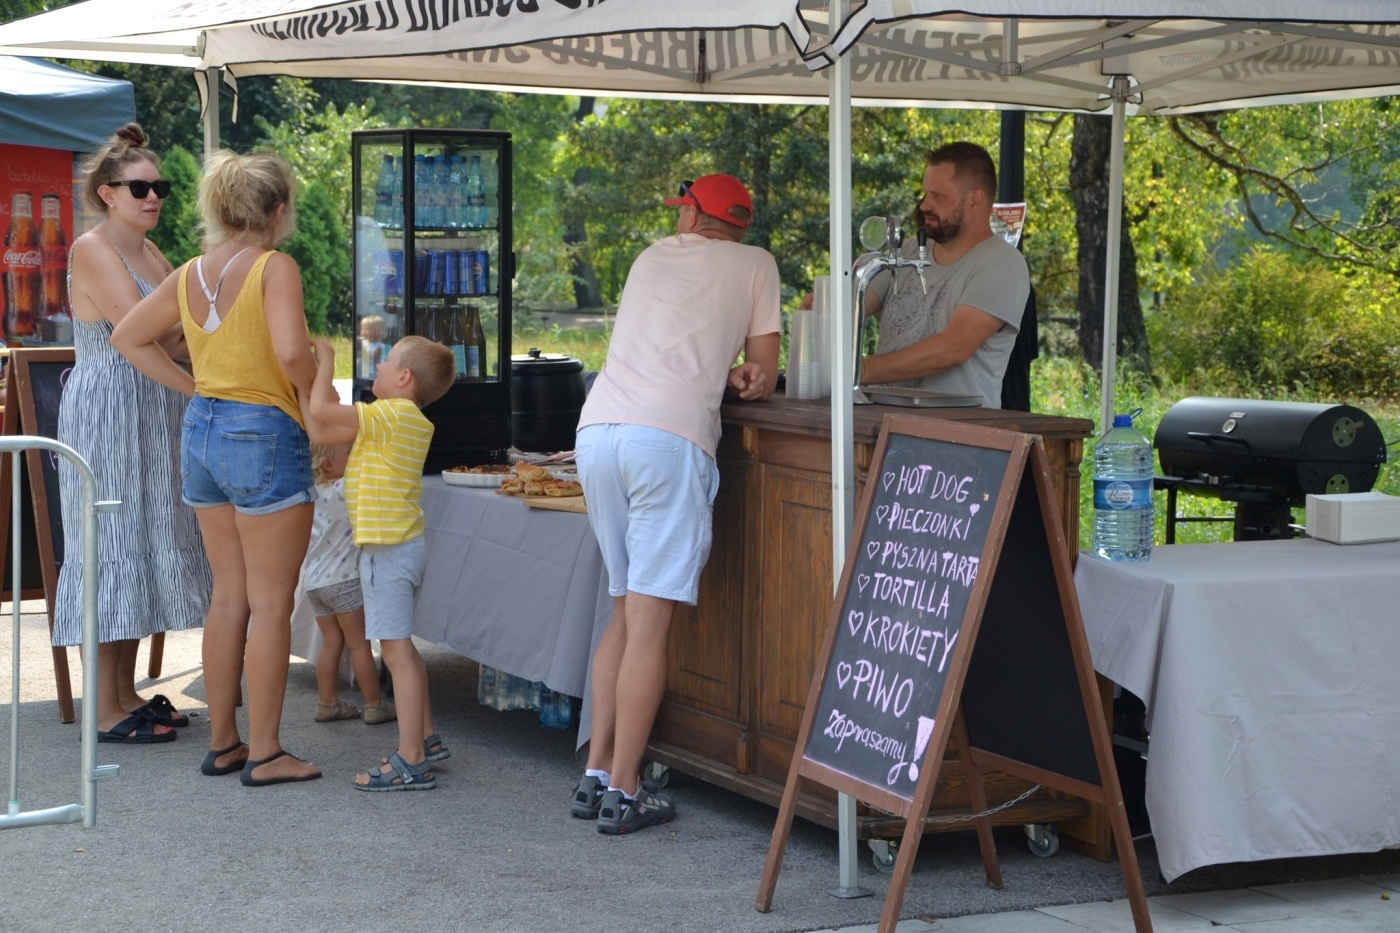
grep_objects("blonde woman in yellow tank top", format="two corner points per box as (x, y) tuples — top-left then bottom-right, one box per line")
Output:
(113, 150), (322, 786)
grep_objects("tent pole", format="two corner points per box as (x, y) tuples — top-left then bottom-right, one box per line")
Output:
(826, 0), (867, 901)
(1099, 75), (1128, 432)
(199, 66), (220, 159)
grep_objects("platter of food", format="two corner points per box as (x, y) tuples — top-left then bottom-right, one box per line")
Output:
(496, 462), (586, 507)
(442, 463), (514, 488)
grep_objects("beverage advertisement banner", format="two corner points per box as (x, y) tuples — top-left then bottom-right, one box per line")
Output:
(2, 143), (75, 345)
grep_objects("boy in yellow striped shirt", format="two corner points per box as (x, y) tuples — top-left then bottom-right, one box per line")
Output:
(307, 335), (455, 791)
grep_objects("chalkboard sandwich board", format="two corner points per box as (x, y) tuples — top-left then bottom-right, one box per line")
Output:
(757, 415), (1153, 933)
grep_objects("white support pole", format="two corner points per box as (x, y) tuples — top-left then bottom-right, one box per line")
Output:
(199, 67), (220, 160)
(1098, 76), (1129, 433)
(826, 0), (868, 901)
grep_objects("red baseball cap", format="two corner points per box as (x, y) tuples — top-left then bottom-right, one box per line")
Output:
(664, 174), (753, 228)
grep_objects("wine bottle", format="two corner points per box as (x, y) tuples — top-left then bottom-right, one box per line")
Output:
(464, 303), (487, 380)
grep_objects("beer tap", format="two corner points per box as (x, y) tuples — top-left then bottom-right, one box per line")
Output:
(849, 217), (933, 404)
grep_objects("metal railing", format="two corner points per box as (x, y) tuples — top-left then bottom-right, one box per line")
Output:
(2, 436), (120, 830)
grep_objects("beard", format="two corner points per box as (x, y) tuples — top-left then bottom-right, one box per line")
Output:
(923, 205), (965, 244)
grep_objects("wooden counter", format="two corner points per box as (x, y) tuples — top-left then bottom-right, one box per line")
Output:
(647, 397), (1111, 859)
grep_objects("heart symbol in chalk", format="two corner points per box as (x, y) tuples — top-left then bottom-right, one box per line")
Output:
(969, 503), (980, 517)
(875, 505), (890, 524)
(847, 610), (864, 636)
(866, 541), (879, 559)
(882, 471), (895, 491)
(857, 573), (870, 594)
(835, 661), (852, 689)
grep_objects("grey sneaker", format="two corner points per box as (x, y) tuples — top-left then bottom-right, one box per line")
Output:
(596, 787), (676, 835)
(570, 775), (605, 819)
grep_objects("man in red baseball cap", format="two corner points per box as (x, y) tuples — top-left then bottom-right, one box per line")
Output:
(570, 172), (780, 834)
(662, 174), (753, 229)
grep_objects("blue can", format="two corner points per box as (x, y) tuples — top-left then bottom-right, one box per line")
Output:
(443, 249), (460, 296)
(414, 250), (430, 294)
(387, 249), (405, 297)
(457, 250), (475, 295)
(425, 249), (445, 296)
(467, 249), (490, 295)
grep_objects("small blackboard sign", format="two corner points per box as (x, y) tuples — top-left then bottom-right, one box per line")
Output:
(803, 431), (1009, 798)
(758, 415), (1152, 933)
(11, 349), (72, 573)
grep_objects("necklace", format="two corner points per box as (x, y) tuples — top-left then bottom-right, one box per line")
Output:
(195, 246), (255, 324)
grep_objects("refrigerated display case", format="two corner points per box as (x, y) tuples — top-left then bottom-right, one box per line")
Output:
(351, 128), (512, 472)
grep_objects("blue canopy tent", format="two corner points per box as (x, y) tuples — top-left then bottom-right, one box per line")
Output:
(0, 56), (134, 151)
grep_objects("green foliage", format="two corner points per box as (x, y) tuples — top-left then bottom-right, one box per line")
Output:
(147, 144), (202, 267)
(281, 182), (350, 335)
(1149, 246), (1400, 400)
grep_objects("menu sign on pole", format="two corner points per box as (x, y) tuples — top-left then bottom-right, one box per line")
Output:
(757, 415), (1155, 933)
(804, 430), (1004, 798)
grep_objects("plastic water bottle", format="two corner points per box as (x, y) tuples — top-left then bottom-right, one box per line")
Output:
(373, 154), (394, 226)
(1093, 409), (1155, 561)
(477, 664), (498, 708)
(465, 154), (486, 228)
(412, 153), (428, 229)
(432, 155), (451, 229)
(446, 155), (465, 228)
(387, 157), (404, 229)
(481, 154), (498, 228)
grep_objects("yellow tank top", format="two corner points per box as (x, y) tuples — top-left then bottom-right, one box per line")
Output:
(177, 250), (305, 428)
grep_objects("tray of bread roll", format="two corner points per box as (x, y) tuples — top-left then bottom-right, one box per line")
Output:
(497, 462), (586, 511)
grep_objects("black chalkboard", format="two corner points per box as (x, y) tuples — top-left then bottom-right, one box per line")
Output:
(803, 430), (1010, 798)
(12, 349), (71, 572)
(759, 415), (1153, 933)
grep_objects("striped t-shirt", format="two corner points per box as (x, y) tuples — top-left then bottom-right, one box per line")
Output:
(345, 397), (435, 545)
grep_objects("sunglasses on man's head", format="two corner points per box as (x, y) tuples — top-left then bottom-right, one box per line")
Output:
(677, 180), (700, 207)
(108, 179), (172, 199)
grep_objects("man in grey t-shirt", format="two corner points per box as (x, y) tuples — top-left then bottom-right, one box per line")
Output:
(865, 142), (1029, 408)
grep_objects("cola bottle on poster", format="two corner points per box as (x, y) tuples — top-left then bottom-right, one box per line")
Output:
(4, 190), (42, 341)
(40, 194), (70, 323)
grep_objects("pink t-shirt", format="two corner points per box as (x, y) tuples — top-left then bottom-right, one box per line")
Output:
(577, 233), (781, 457)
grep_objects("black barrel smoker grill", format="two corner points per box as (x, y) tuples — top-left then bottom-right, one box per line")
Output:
(1153, 397), (1388, 542)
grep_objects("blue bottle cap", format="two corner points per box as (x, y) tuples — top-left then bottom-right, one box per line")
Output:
(1113, 414), (1133, 427)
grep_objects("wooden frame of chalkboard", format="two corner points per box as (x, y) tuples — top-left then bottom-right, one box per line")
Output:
(757, 415), (1151, 933)
(0, 348), (77, 721)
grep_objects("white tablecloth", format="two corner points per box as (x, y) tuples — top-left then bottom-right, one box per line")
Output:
(1074, 538), (1400, 881)
(411, 477), (612, 749)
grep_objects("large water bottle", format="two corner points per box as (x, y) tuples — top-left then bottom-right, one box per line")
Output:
(373, 153), (394, 226)
(1093, 409), (1155, 561)
(445, 155), (465, 229)
(412, 153), (428, 229)
(387, 157), (404, 229)
(465, 154), (486, 228)
(481, 154), (498, 228)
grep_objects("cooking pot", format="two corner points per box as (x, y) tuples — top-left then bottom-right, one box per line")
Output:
(510, 348), (587, 452)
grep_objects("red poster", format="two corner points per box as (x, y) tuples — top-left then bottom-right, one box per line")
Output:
(2, 143), (75, 345)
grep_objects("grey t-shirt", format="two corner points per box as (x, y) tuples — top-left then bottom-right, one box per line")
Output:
(870, 235), (1029, 408)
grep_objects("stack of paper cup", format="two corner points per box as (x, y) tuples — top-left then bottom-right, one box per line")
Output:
(812, 275), (831, 398)
(786, 307), (822, 400)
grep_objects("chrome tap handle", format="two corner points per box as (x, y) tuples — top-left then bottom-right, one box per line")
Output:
(888, 226), (904, 296)
(915, 227), (929, 294)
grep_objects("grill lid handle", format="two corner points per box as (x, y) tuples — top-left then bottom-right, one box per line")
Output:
(1185, 431), (1250, 446)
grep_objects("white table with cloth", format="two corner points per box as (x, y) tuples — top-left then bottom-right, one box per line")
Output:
(1073, 538), (1400, 882)
(409, 476), (612, 751)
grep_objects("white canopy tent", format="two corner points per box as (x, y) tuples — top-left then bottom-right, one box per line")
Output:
(4, 0), (1400, 903)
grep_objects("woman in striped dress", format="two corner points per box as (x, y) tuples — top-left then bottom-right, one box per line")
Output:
(52, 123), (213, 743)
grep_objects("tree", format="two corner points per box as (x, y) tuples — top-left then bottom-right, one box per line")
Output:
(282, 182), (349, 334)
(1070, 114), (1151, 376)
(146, 144), (202, 267)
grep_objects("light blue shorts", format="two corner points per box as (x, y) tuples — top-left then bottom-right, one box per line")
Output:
(181, 395), (316, 516)
(360, 537), (426, 641)
(575, 423), (719, 606)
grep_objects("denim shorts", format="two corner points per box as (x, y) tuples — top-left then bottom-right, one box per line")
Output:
(575, 423), (719, 606)
(181, 395), (316, 516)
(360, 538), (426, 641)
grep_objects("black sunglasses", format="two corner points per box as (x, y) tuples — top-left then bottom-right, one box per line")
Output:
(677, 179), (701, 209)
(108, 179), (172, 199)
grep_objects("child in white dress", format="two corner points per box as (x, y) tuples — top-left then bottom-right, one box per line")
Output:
(305, 442), (396, 725)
